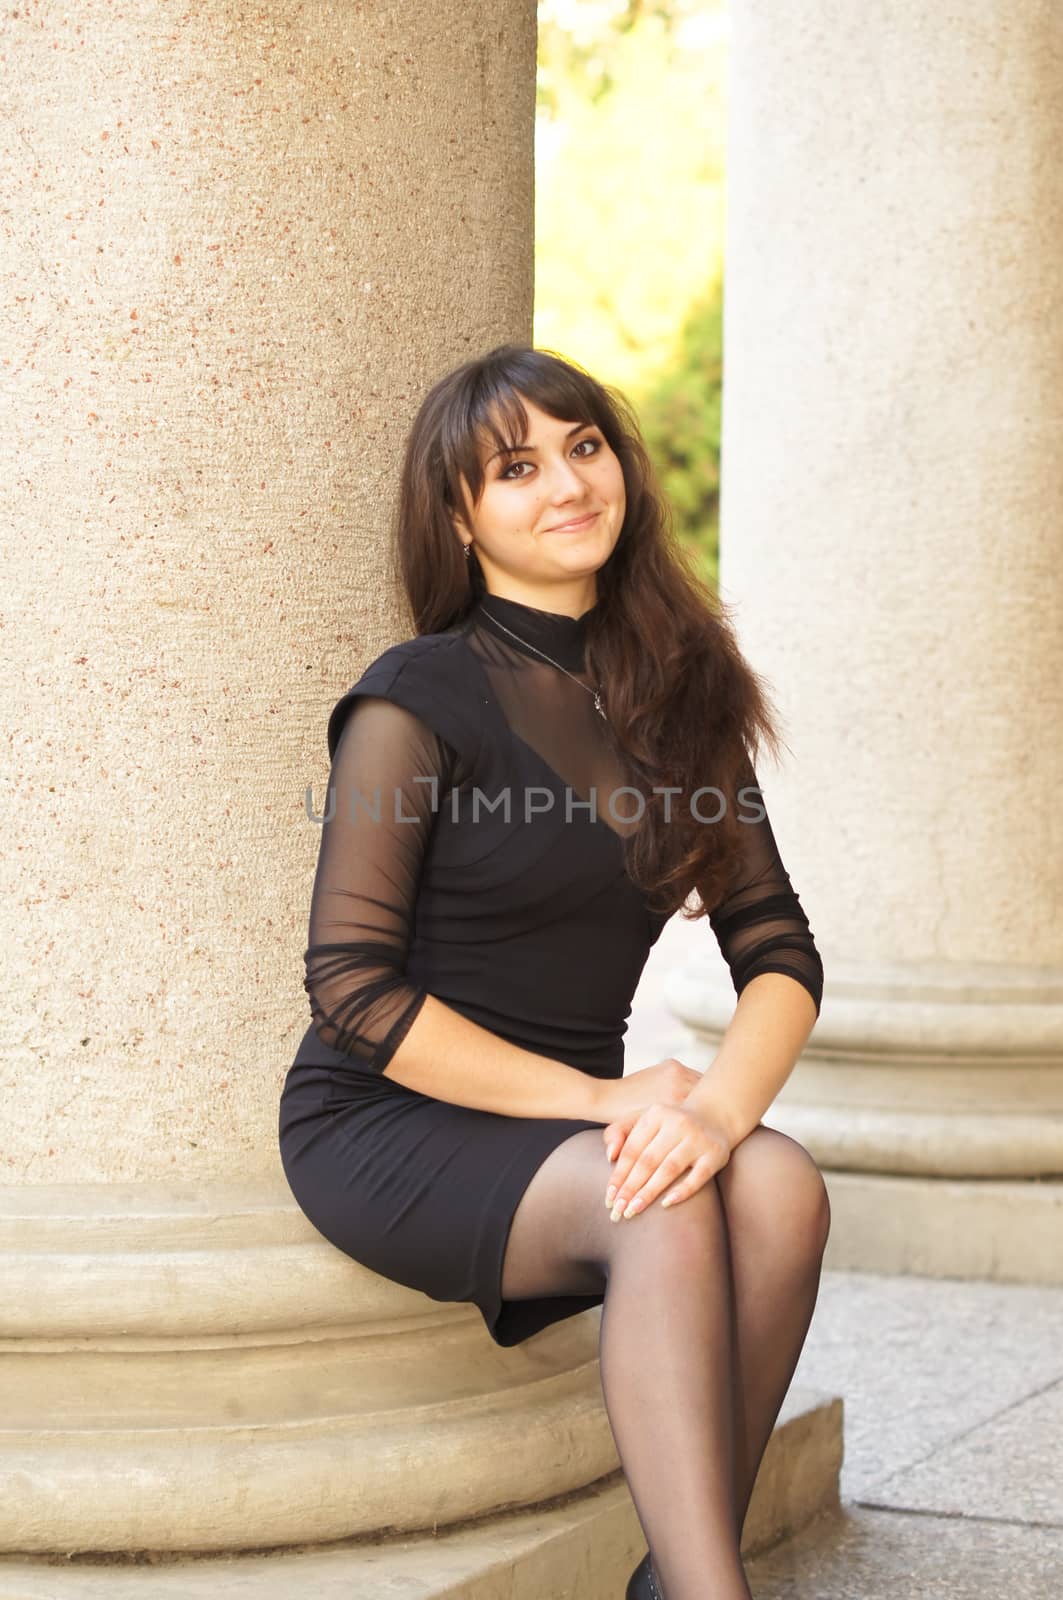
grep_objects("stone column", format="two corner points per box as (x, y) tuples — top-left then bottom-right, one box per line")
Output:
(0, 0), (642, 1578)
(668, 0), (1063, 1284)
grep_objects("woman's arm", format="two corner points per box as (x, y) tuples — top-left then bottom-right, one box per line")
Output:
(303, 692), (604, 1120)
(684, 761), (824, 1145)
(684, 971), (818, 1146)
(384, 991), (603, 1119)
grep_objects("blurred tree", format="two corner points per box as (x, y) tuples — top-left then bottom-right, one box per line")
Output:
(537, 0), (717, 118)
(633, 280), (723, 588)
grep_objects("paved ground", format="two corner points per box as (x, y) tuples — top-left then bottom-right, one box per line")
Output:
(746, 1268), (1063, 1596)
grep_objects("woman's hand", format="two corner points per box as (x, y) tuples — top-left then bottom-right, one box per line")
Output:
(591, 1057), (704, 1125)
(601, 1101), (734, 1220)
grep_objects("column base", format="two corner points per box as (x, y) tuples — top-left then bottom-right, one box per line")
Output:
(0, 1180), (617, 1555)
(0, 1390), (842, 1596)
(667, 957), (1063, 1178)
(815, 1166), (1063, 1285)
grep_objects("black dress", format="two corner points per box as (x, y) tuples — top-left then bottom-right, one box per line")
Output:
(278, 592), (823, 1347)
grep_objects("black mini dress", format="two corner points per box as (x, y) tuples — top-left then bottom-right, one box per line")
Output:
(278, 592), (823, 1347)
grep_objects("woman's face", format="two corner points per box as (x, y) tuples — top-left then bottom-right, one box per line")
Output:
(450, 396), (626, 608)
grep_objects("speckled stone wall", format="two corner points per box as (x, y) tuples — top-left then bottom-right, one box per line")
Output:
(1, 1), (537, 1181)
(717, 0), (1063, 971)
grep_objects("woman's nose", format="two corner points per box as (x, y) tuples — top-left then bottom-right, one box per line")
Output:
(545, 456), (589, 497)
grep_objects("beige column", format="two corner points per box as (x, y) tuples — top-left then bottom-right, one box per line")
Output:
(669, 0), (1063, 1283)
(0, 0), (643, 1577)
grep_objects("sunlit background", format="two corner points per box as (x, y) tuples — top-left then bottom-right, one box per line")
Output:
(534, 0), (727, 588)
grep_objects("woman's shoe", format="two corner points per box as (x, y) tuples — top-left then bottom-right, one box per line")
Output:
(625, 1549), (665, 1600)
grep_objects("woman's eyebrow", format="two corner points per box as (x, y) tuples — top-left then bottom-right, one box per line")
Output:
(485, 421), (593, 465)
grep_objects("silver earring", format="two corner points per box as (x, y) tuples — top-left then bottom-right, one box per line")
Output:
(463, 543), (471, 560)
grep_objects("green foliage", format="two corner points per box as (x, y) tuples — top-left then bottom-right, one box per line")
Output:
(537, 0), (717, 120)
(632, 282), (723, 589)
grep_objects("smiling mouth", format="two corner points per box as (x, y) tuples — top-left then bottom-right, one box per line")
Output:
(547, 511), (599, 533)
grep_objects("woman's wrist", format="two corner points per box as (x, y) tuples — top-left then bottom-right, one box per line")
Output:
(576, 1072), (613, 1124)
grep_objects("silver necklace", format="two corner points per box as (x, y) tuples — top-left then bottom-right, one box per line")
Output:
(479, 605), (608, 720)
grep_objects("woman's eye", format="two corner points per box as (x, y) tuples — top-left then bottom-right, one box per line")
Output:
(500, 436), (600, 480)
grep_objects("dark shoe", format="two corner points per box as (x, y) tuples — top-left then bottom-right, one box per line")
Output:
(625, 1549), (665, 1600)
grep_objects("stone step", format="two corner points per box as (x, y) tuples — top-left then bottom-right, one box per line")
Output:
(821, 1167), (1063, 1285)
(0, 1387), (842, 1598)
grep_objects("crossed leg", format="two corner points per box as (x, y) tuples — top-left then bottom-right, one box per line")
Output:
(499, 1122), (830, 1600)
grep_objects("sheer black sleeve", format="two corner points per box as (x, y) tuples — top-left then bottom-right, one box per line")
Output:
(302, 641), (480, 1075)
(302, 698), (446, 1073)
(707, 762), (824, 1019)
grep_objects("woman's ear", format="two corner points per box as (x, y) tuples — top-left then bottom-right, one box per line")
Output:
(448, 473), (475, 541)
(446, 506), (472, 558)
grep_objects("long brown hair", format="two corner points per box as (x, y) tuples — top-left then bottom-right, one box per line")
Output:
(388, 343), (787, 920)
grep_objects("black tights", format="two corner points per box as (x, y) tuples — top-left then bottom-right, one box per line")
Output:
(499, 1122), (831, 1600)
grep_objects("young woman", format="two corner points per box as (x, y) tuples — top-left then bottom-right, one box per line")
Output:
(279, 344), (828, 1600)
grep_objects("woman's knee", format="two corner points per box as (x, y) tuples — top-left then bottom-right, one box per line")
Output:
(614, 1167), (728, 1267)
(719, 1124), (831, 1256)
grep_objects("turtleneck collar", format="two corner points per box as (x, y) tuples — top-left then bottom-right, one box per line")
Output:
(472, 591), (597, 673)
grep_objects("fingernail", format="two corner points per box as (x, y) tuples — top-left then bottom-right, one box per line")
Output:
(605, 1185), (617, 1207)
(610, 1200), (624, 1222)
(623, 1199), (641, 1219)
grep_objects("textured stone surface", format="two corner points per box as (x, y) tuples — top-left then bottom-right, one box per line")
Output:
(748, 1503), (1063, 1599)
(1, 0), (537, 1183)
(0, 1474), (643, 1598)
(718, 0), (1063, 972)
(790, 1269), (1063, 1504)
(747, 1268), (1063, 1594)
(0, 1385), (841, 1594)
(868, 1378), (1063, 1527)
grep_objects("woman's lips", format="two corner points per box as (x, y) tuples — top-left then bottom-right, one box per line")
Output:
(546, 511), (599, 533)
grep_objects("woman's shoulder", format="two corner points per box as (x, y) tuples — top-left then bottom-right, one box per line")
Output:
(325, 628), (480, 763)
(355, 627), (466, 683)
